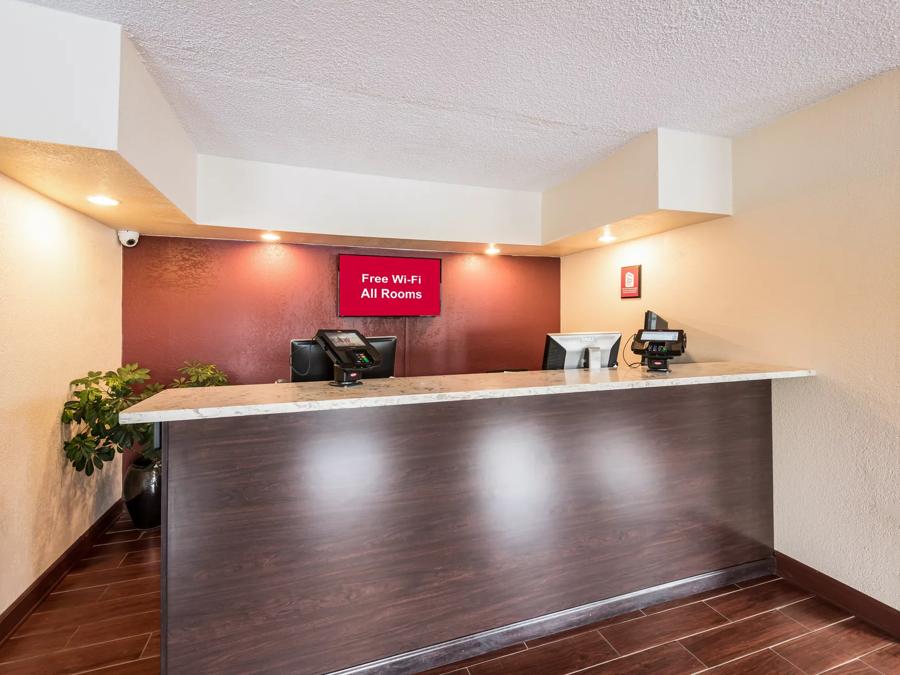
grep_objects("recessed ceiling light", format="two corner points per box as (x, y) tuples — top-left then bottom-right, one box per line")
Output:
(87, 195), (120, 206)
(485, 244), (501, 255)
(260, 232), (281, 242)
(597, 225), (616, 244)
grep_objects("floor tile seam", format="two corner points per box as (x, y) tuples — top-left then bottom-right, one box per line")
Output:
(0, 632), (153, 668)
(679, 606), (841, 670)
(598, 605), (833, 668)
(702, 592), (816, 623)
(827, 641), (899, 675)
(646, 583), (773, 618)
(54, 572), (161, 592)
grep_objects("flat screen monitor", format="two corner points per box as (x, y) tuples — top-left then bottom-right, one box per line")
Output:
(363, 336), (397, 379)
(290, 336), (396, 382)
(542, 332), (621, 370)
(644, 310), (668, 330)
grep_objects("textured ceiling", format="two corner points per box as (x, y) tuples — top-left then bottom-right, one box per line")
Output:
(26, 0), (900, 190)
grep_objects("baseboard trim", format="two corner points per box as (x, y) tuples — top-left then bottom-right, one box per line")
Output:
(333, 557), (775, 674)
(0, 498), (123, 645)
(775, 551), (899, 640)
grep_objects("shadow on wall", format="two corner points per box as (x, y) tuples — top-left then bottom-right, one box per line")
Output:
(670, 322), (749, 364)
(770, 374), (899, 601)
(21, 389), (115, 588)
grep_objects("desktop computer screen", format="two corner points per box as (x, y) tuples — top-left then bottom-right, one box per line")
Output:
(644, 310), (668, 330)
(542, 333), (621, 369)
(290, 336), (397, 382)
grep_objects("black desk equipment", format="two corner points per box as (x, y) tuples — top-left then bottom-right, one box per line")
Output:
(315, 329), (381, 386)
(644, 310), (668, 331)
(291, 335), (396, 383)
(631, 328), (687, 372)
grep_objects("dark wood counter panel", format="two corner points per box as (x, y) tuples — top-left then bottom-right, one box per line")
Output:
(160, 379), (774, 673)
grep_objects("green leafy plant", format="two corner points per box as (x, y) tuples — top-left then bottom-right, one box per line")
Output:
(61, 364), (164, 474)
(171, 361), (229, 388)
(61, 361), (229, 475)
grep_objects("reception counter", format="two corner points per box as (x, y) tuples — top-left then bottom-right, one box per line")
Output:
(122, 362), (813, 674)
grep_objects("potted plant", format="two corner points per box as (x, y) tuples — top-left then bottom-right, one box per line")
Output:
(170, 361), (230, 388)
(62, 361), (229, 529)
(61, 364), (163, 527)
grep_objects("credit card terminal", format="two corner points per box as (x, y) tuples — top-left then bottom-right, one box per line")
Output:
(631, 329), (687, 372)
(315, 329), (382, 386)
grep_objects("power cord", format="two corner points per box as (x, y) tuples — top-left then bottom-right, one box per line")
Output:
(621, 333), (641, 368)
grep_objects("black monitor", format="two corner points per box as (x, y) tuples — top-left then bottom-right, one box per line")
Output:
(290, 336), (396, 382)
(290, 339), (331, 383)
(542, 333), (621, 370)
(644, 310), (668, 330)
(364, 336), (397, 379)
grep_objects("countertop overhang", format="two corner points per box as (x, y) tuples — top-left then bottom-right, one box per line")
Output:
(119, 361), (814, 424)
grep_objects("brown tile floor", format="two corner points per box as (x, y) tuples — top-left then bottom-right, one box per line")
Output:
(1, 512), (897, 674)
(431, 577), (900, 675)
(0, 509), (160, 674)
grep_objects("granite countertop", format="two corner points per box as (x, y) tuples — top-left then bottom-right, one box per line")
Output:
(119, 362), (815, 424)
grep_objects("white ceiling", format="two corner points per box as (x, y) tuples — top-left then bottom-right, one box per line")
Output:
(26, 0), (900, 190)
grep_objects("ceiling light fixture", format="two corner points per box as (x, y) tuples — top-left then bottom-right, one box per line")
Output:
(87, 195), (120, 207)
(260, 232), (281, 242)
(485, 244), (501, 255)
(597, 225), (616, 244)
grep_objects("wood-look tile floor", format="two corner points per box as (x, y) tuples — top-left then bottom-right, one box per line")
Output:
(0, 510), (160, 674)
(1, 511), (897, 674)
(429, 577), (900, 675)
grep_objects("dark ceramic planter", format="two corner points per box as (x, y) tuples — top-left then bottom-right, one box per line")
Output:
(124, 457), (162, 530)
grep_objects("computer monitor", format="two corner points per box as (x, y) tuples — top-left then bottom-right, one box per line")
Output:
(290, 339), (331, 383)
(542, 333), (621, 370)
(290, 336), (396, 382)
(644, 310), (668, 330)
(362, 336), (397, 379)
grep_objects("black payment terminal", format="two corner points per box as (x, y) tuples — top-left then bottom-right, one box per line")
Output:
(630, 329), (687, 372)
(315, 329), (383, 386)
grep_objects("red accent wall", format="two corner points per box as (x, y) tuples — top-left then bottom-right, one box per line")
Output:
(122, 237), (560, 385)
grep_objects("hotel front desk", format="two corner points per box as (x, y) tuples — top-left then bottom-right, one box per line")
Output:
(121, 362), (814, 674)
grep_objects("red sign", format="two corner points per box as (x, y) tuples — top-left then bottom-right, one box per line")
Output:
(339, 254), (441, 316)
(620, 265), (641, 298)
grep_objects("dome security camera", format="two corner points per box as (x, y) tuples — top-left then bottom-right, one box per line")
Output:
(117, 230), (140, 247)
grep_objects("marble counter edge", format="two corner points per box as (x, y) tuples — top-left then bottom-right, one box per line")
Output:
(119, 367), (815, 424)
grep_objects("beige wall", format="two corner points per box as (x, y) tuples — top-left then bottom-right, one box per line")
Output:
(0, 174), (123, 614)
(561, 68), (900, 608)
